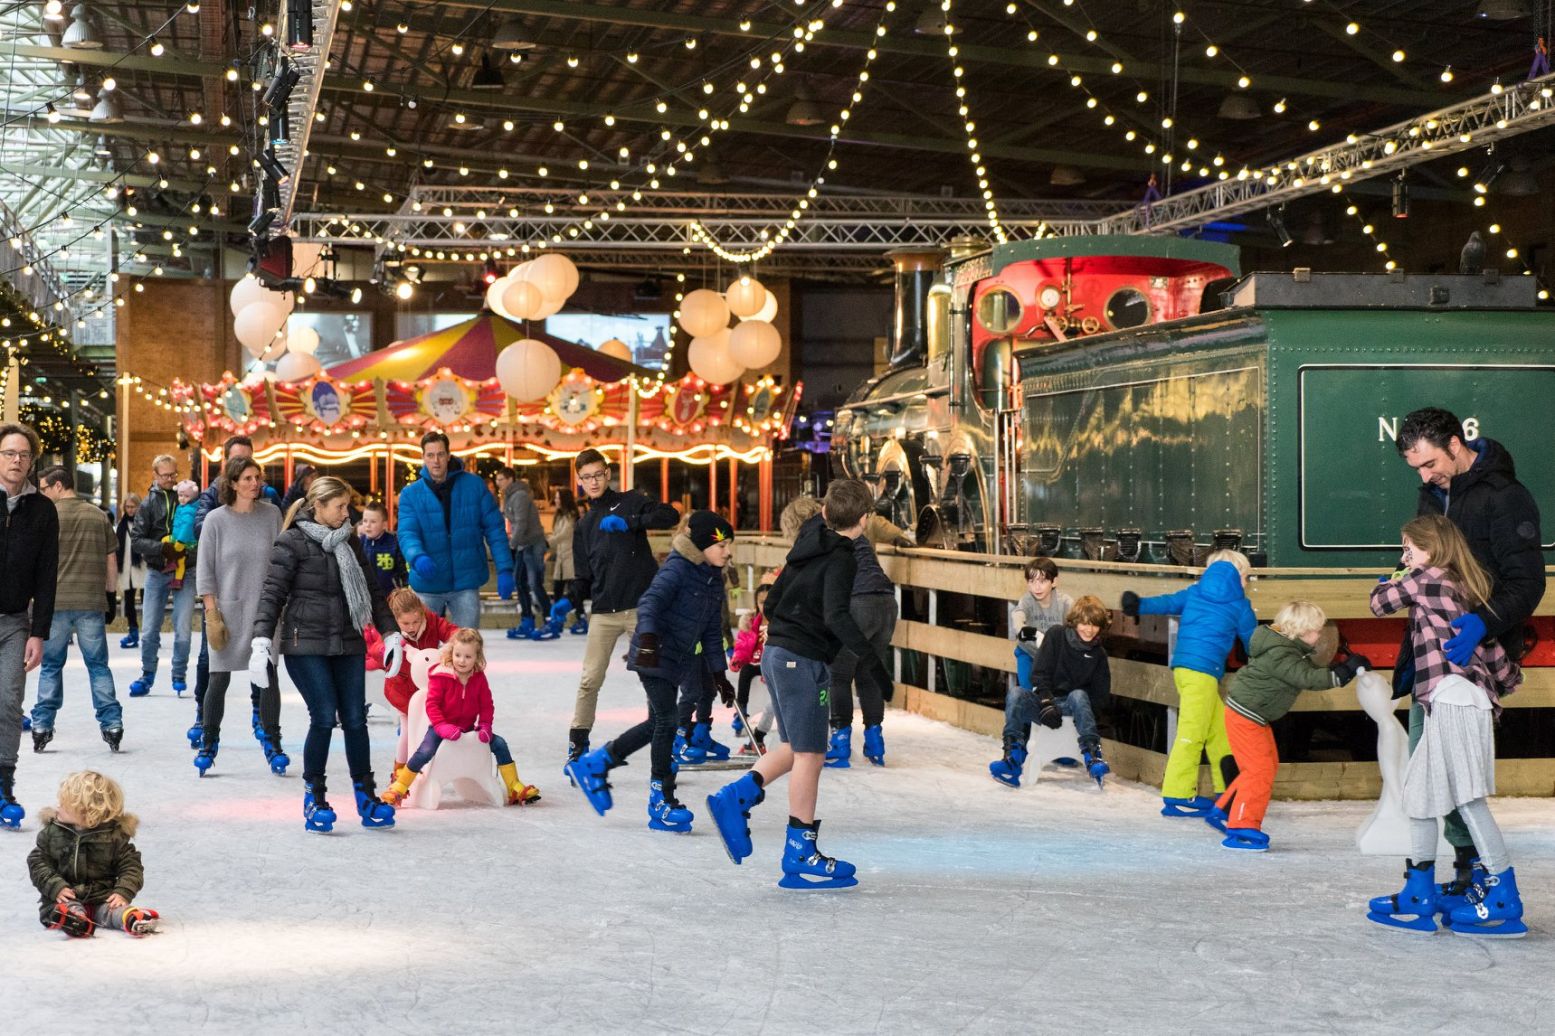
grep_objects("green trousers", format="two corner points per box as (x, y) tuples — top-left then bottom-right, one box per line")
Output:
(1408, 699), (1473, 848)
(1162, 667), (1233, 800)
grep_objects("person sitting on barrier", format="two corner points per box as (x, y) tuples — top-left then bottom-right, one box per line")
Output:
(1121, 549), (1256, 819)
(990, 595), (1112, 789)
(1011, 557), (1075, 691)
(1207, 601), (1370, 852)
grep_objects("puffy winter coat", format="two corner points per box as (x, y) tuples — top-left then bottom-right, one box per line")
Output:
(28, 809), (143, 912)
(1031, 625), (1112, 709)
(396, 458), (513, 595)
(252, 509), (397, 656)
(365, 608), (460, 714)
(425, 666), (494, 734)
(626, 533), (729, 684)
(0, 482), (58, 637)
(548, 509), (576, 583)
(1135, 560), (1257, 679)
(567, 487), (681, 614)
(1414, 436), (1545, 656)
(1226, 625), (1335, 725)
(130, 483), (180, 567)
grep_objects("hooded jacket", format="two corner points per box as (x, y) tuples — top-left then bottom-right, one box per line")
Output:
(27, 809), (143, 914)
(567, 487), (681, 613)
(627, 533), (728, 684)
(1226, 625), (1334, 725)
(0, 481), (58, 636)
(1414, 436), (1545, 656)
(252, 508), (397, 656)
(1031, 625), (1112, 709)
(396, 457), (514, 595)
(1135, 560), (1257, 679)
(425, 665), (495, 734)
(763, 515), (888, 677)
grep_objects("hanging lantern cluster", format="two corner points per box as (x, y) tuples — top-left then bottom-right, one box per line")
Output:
(490, 253), (582, 401)
(680, 275), (782, 385)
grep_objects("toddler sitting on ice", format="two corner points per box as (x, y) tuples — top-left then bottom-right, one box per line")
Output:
(28, 771), (160, 938)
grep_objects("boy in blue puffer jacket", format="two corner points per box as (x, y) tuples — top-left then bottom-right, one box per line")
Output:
(565, 511), (735, 833)
(1121, 550), (1257, 818)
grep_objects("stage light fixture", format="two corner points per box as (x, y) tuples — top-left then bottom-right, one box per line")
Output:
(262, 60), (302, 112)
(259, 147), (291, 186)
(286, 0), (313, 52)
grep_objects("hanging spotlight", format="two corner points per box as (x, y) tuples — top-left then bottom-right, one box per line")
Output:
(286, 0), (313, 52)
(1391, 175), (1409, 218)
(259, 146), (291, 186)
(482, 258), (500, 285)
(261, 60), (302, 112)
(1267, 206), (1293, 247)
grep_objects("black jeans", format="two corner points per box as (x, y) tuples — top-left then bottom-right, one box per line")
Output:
(736, 665), (758, 712)
(828, 593), (898, 729)
(676, 672), (714, 729)
(610, 674), (679, 785)
(201, 665), (280, 748)
(122, 589), (139, 632)
(284, 653), (371, 783)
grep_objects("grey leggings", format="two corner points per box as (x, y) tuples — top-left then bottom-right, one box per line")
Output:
(1411, 798), (1510, 874)
(202, 665), (280, 748)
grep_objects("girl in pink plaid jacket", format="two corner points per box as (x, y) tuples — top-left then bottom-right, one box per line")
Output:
(1364, 515), (1524, 938)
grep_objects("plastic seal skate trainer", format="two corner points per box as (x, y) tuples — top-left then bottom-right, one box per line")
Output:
(1367, 859), (1441, 934)
(778, 820), (858, 891)
(1160, 795), (1216, 818)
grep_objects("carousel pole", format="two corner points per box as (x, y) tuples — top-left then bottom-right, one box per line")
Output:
(660, 457), (669, 503)
(622, 384), (638, 492)
(759, 451), (772, 533)
(386, 442), (397, 528)
(708, 447), (717, 514)
(728, 454), (738, 528)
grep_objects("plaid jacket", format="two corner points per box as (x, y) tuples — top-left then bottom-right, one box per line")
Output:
(1369, 566), (1521, 713)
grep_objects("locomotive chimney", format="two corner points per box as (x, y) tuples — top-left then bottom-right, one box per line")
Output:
(887, 247), (945, 369)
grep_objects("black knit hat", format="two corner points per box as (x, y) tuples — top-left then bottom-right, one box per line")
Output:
(687, 510), (734, 551)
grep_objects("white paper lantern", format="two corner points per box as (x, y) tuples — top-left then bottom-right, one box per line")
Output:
(495, 338), (562, 401)
(526, 253), (577, 302)
(230, 274), (292, 319)
(274, 351), (322, 383)
(502, 278), (544, 320)
(531, 291), (567, 320)
(739, 287), (778, 324)
(597, 338), (632, 362)
(687, 329), (745, 384)
(286, 322), (320, 356)
(235, 301), (286, 356)
(728, 319), (781, 369)
(679, 289), (730, 338)
(486, 275), (515, 319)
(725, 275), (767, 318)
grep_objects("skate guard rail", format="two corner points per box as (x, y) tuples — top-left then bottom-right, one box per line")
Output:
(731, 537), (1555, 799)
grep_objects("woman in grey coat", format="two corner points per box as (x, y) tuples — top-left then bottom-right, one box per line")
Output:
(193, 457), (285, 776)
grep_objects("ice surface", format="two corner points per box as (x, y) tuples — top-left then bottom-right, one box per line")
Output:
(6, 634), (1551, 1035)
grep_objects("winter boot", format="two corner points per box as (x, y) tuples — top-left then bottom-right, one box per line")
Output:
(988, 736), (1028, 788)
(674, 727), (707, 765)
(498, 762), (541, 806)
(647, 779), (694, 833)
(381, 767), (417, 806)
(824, 726), (852, 769)
(706, 772), (765, 864)
(44, 902), (95, 937)
(690, 721), (731, 762)
(0, 765), (23, 830)
(862, 724), (886, 766)
(1082, 740), (1108, 787)
(1434, 845), (1487, 919)
(119, 629), (139, 649)
(193, 740), (219, 777)
(121, 906), (161, 936)
(1449, 867), (1527, 938)
(102, 727), (124, 753)
(128, 672), (153, 697)
(261, 736), (289, 776)
(31, 727), (53, 754)
(1221, 828), (1271, 852)
(353, 774), (397, 829)
(566, 745), (616, 816)
(778, 818), (859, 890)
(302, 779), (337, 833)
(1366, 859), (1441, 933)
(1160, 795), (1216, 818)
(564, 728), (589, 786)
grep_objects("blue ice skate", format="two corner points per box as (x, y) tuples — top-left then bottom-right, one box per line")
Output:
(119, 630), (139, 649)
(569, 617), (588, 635)
(0, 800), (23, 829)
(647, 780), (693, 833)
(506, 616), (536, 640)
(566, 746), (615, 816)
(731, 712), (745, 736)
(690, 722), (731, 762)
(1220, 828), (1269, 852)
(823, 727), (851, 769)
(1160, 795), (1216, 818)
(1204, 806), (1230, 833)
(193, 742), (218, 777)
(674, 728), (707, 765)
(1082, 743), (1108, 787)
(172, 677), (187, 697)
(262, 737), (289, 776)
(706, 772), (764, 865)
(354, 777), (397, 829)
(128, 673), (153, 697)
(250, 707), (264, 742)
(1367, 859), (1440, 933)
(21, 715), (30, 732)
(989, 738), (1027, 788)
(185, 720), (203, 750)
(1449, 867), (1527, 939)
(778, 820), (858, 890)
(862, 725), (885, 766)
(303, 781), (336, 833)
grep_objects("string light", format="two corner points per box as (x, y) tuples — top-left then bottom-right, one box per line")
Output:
(942, 0), (1007, 243)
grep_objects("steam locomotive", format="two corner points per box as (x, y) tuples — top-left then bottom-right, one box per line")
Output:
(832, 235), (1555, 573)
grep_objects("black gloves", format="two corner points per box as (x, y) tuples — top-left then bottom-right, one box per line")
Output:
(105, 592), (117, 625)
(712, 671), (736, 707)
(1036, 693), (1063, 730)
(635, 632), (661, 669)
(1120, 591), (1141, 618)
(1016, 625), (1039, 643)
(1330, 652), (1372, 687)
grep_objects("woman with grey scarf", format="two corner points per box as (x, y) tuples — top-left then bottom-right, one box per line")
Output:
(251, 476), (403, 834)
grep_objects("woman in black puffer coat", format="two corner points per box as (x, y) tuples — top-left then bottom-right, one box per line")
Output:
(250, 476), (401, 834)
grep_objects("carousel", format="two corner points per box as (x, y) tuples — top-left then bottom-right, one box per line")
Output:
(172, 307), (800, 530)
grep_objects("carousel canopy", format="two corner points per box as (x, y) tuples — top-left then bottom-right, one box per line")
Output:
(326, 310), (655, 384)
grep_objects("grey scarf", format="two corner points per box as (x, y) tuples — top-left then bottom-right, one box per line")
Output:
(298, 520), (373, 632)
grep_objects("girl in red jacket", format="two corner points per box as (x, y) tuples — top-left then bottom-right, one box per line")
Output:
(366, 588), (460, 779)
(382, 629), (540, 806)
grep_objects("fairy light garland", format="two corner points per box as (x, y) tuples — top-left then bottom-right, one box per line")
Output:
(942, 0), (1007, 244)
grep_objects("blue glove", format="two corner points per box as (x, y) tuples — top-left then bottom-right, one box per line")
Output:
(496, 571), (515, 600)
(549, 597), (573, 623)
(599, 514), (629, 533)
(1444, 613), (1487, 667)
(412, 555), (436, 580)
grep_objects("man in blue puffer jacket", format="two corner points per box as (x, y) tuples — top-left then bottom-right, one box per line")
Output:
(395, 431), (514, 628)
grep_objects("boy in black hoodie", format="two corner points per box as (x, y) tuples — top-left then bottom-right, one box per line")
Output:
(705, 479), (891, 890)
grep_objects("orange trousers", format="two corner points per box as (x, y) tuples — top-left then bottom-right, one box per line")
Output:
(1215, 708), (1280, 831)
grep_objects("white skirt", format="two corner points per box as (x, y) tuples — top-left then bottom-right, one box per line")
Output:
(1403, 675), (1496, 818)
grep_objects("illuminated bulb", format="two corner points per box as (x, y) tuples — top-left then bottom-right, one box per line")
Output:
(1273, 98), (1287, 113)
(1345, 21), (1359, 35)
(1392, 49), (1405, 63)
(1439, 66), (1453, 82)
(1205, 44), (1218, 57)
